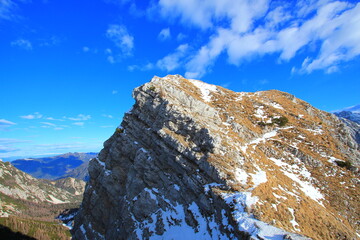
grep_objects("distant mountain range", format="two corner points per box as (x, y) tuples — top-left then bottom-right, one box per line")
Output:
(11, 152), (97, 181)
(334, 104), (360, 124)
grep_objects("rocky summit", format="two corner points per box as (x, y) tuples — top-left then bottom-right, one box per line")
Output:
(72, 75), (360, 240)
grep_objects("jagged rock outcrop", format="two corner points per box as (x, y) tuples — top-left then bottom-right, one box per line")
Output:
(73, 75), (360, 240)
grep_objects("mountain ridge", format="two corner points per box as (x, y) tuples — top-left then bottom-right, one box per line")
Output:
(72, 75), (359, 240)
(11, 152), (97, 180)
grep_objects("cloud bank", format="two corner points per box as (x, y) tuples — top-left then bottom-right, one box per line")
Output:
(153, 0), (360, 78)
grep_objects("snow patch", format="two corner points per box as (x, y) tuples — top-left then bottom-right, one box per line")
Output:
(254, 106), (266, 119)
(241, 129), (277, 152)
(288, 208), (300, 231)
(133, 200), (227, 239)
(189, 79), (217, 102)
(235, 168), (249, 185)
(204, 183), (223, 193)
(250, 167), (267, 188)
(222, 191), (300, 240)
(270, 157), (324, 206)
(80, 225), (89, 240)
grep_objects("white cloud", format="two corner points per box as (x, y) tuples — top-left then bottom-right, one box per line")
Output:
(41, 122), (56, 127)
(45, 117), (64, 121)
(155, 0), (360, 77)
(107, 55), (115, 64)
(0, 119), (15, 126)
(20, 112), (42, 119)
(11, 39), (32, 50)
(112, 90), (118, 94)
(0, 119), (16, 131)
(72, 122), (84, 126)
(83, 46), (90, 52)
(67, 114), (91, 121)
(177, 33), (186, 41)
(157, 44), (189, 71)
(158, 28), (171, 41)
(0, 0), (17, 21)
(102, 114), (113, 118)
(105, 48), (112, 54)
(128, 63), (154, 71)
(106, 24), (134, 56)
(299, 3), (360, 73)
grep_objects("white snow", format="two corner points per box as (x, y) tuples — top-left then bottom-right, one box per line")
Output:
(306, 128), (323, 135)
(273, 193), (287, 200)
(328, 156), (344, 165)
(241, 129), (278, 152)
(254, 106), (266, 119)
(189, 79), (217, 102)
(271, 102), (284, 110)
(139, 147), (148, 153)
(144, 188), (157, 202)
(250, 167), (267, 188)
(235, 168), (249, 185)
(221, 191), (300, 240)
(133, 200), (227, 239)
(94, 157), (105, 167)
(270, 157), (324, 206)
(173, 184), (180, 191)
(80, 225), (89, 240)
(288, 208), (300, 231)
(204, 183), (223, 193)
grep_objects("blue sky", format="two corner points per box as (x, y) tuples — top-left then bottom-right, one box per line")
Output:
(1, 0), (359, 159)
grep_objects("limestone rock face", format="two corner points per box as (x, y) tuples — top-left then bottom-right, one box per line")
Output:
(72, 75), (359, 240)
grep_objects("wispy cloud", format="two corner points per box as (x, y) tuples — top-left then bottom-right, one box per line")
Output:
(45, 117), (64, 121)
(158, 28), (171, 41)
(106, 24), (134, 58)
(20, 112), (43, 119)
(0, 119), (16, 126)
(128, 63), (154, 71)
(153, 0), (360, 78)
(66, 114), (91, 121)
(72, 122), (84, 126)
(112, 90), (118, 94)
(11, 39), (33, 50)
(0, 119), (16, 131)
(0, 0), (17, 21)
(41, 122), (56, 127)
(157, 44), (189, 71)
(0, 138), (30, 154)
(102, 114), (113, 119)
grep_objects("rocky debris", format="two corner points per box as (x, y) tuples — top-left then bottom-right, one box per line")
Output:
(73, 75), (359, 240)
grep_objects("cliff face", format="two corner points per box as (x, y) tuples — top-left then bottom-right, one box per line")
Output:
(72, 75), (360, 240)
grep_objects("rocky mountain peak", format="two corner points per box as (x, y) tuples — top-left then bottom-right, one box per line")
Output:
(73, 75), (359, 240)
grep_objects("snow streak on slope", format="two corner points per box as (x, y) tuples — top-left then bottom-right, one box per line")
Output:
(189, 79), (217, 102)
(221, 191), (307, 240)
(269, 157), (324, 205)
